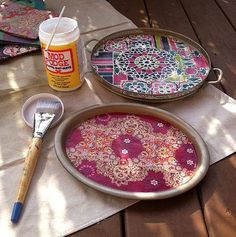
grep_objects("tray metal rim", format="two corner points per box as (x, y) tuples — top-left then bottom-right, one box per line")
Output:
(55, 103), (210, 200)
(90, 28), (211, 102)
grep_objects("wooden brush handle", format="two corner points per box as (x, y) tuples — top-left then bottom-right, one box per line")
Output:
(16, 137), (43, 203)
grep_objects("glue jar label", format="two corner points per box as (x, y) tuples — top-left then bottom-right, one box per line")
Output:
(45, 49), (74, 74)
(39, 17), (84, 91)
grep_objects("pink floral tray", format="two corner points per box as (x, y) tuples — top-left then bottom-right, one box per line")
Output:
(55, 104), (209, 199)
(90, 28), (222, 102)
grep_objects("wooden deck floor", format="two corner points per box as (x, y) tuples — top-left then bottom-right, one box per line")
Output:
(69, 1), (236, 236)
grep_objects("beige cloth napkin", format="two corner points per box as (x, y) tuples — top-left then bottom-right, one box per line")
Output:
(0, 1), (236, 237)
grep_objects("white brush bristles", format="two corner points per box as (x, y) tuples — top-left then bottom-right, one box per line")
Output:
(36, 100), (61, 115)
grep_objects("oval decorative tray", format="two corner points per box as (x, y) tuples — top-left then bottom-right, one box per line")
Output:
(55, 103), (209, 199)
(90, 28), (221, 102)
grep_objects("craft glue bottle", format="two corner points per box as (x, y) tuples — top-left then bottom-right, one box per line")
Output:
(39, 17), (85, 91)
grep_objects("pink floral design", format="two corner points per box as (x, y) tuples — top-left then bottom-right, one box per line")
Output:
(66, 113), (198, 192)
(152, 82), (177, 94)
(0, 2), (53, 39)
(105, 38), (128, 52)
(92, 34), (210, 97)
(2, 45), (38, 57)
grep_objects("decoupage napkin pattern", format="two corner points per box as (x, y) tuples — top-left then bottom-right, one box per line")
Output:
(0, 0), (55, 60)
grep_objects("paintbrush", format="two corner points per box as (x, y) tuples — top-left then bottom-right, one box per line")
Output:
(11, 100), (61, 224)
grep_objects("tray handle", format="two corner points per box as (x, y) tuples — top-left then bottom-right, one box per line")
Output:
(84, 39), (99, 53)
(208, 68), (223, 84)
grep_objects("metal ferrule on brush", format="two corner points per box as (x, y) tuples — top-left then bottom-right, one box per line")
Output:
(33, 112), (55, 138)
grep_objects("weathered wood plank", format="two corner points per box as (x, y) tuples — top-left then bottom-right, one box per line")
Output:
(180, 0), (236, 99)
(107, 0), (150, 27)
(215, 0), (236, 29)
(125, 190), (208, 237)
(68, 213), (122, 237)
(198, 154), (236, 237)
(145, 0), (197, 40)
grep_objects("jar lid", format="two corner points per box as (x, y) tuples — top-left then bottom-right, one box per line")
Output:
(39, 17), (80, 45)
(22, 93), (64, 128)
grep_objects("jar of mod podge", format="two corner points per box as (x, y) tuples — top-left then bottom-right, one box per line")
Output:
(39, 17), (85, 91)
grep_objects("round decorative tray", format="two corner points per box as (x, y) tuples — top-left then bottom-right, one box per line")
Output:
(55, 103), (209, 199)
(90, 28), (222, 102)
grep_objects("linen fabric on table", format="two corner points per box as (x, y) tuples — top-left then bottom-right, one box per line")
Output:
(0, 0), (236, 237)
